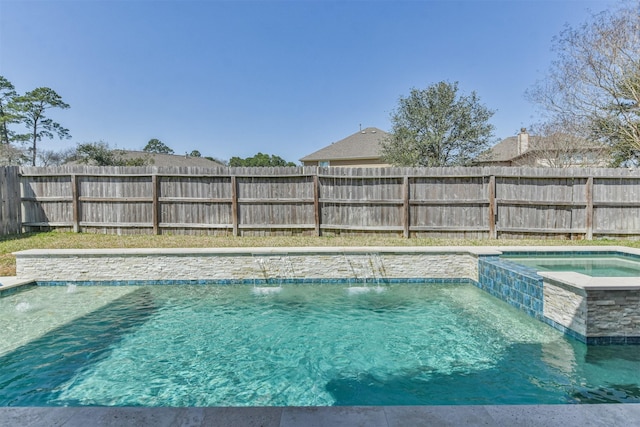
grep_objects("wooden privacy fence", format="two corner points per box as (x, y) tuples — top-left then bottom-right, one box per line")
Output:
(13, 165), (640, 239)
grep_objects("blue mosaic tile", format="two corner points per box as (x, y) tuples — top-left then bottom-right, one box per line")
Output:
(32, 277), (475, 288)
(0, 283), (37, 297)
(586, 336), (640, 345)
(476, 257), (545, 323)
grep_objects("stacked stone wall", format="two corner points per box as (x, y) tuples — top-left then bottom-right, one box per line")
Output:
(587, 289), (640, 337)
(15, 249), (479, 283)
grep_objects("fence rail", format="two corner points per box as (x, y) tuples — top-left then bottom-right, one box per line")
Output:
(8, 165), (640, 239)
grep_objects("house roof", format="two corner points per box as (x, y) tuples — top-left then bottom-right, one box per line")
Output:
(475, 135), (527, 162)
(475, 133), (600, 164)
(65, 150), (225, 167)
(114, 150), (225, 167)
(300, 127), (389, 162)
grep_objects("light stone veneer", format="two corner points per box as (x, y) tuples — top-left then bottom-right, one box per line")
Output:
(13, 247), (497, 283)
(540, 271), (640, 339)
(543, 281), (587, 336)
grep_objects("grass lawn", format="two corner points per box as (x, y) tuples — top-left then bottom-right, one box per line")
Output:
(1, 231), (639, 277)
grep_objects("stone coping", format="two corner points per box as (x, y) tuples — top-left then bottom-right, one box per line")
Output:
(14, 245), (640, 258)
(0, 276), (36, 290)
(539, 271), (640, 291)
(496, 245), (640, 292)
(13, 246), (502, 257)
(496, 245), (640, 256)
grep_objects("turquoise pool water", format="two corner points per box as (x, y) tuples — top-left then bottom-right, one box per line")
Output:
(501, 254), (640, 277)
(1, 283), (639, 406)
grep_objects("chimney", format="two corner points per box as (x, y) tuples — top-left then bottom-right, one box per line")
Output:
(517, 128), (529, 155)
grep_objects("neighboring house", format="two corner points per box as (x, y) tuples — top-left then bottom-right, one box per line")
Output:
(474, 128), (609, 167)
(300, 127), (390, 167)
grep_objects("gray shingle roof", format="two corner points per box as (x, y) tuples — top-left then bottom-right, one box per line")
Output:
(475, 136), (522, 162)
(117, 150), (224, 167)
(104, 150), (225, 167)
(300, 127), (389, 161)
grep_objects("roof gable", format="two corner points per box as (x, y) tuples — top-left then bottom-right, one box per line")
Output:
(300, 127), (388, 161)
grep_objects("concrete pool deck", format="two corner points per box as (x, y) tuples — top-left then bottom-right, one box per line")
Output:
(2, 404), (640, 426)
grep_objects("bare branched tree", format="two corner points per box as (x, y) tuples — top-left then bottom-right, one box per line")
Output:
(0, 142), (28, 165)
(527, 2), (640, 165)
(515, 121), (610, 168)
(37, 147), (77, 166)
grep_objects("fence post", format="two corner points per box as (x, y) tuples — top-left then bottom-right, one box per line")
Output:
(488, 175), (497, 239)
(152, 174), (160, 235)
(71, 174), (80, 233)
(585, 176), (594, 240)
(403, 175), (410, 238)
(314, 172), (321, 236)
(231, 175), (238, 236)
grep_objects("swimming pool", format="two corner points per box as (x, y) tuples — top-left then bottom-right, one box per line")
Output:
(501, 253), (640, 277)
(1, 283), (639, 406)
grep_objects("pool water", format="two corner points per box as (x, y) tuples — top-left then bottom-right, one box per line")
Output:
(1, 283), (639, 406)
(501, 254), (640, 277)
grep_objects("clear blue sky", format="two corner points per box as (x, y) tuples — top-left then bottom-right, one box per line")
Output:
(0, 0), (620, 164)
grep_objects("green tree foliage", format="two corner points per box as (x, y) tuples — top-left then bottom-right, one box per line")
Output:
(228, 152), (296, 167)
(0, 76), (18, 145)
(381, 81), (495, 166)
(73, 142), (118, 166)
(143, 138), (174, 154)
(11, 87), (70, 166)
(205, 156), (226, 164)
(190, 150), (201, 157)
(72, 142), (148, 166)
(527, 2), (640, 165)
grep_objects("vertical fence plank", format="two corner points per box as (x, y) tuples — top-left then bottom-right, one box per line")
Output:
(314, 173), (321, 236)
(488, 174), (496, 239)
(585, 175), (594, 240)
(71, 174), (80, 233)
(152, 174), (160, 235)
(231, 174), (238, 236)
(403, 175), (410, 238)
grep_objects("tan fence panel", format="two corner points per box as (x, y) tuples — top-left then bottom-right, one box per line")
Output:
(592, 169), (640, 238)
(0, 166), (21, 235)
(318, 167), (405, 235)
(159, 172), (233, 235)
(410, 167), (489, 239)
(494, 168), (589, 239)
